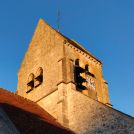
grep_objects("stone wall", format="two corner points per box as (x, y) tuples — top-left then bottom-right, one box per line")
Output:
(64, 42), (110, 104)
(17, 18), (110, 105)
(17, 19), (65, 102)
(67, 89), (134, 134)
(37, 89), (58, 119)
(36, 83), (134, 134)
(16, 19), (134, 134)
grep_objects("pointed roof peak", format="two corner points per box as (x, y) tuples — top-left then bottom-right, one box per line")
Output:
(38, 18), (50, 27)
(36, 18), (102, 63)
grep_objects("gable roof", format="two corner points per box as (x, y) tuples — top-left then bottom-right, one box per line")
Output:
(60, 33), (102, 63)
(0, 88), (75, 134)
(39, 19), (102, 63)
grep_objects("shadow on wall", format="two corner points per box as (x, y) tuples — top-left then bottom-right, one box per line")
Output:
(0, 103), (75, 134)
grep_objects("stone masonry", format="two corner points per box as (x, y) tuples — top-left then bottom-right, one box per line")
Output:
(17, 19), (134, 134)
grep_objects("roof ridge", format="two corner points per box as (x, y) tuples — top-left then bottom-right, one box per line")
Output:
(0, 88), (35, 104)
(40, 19), (101, 63)
(0, 88), (75, 133)
(0, 88), (63, 127)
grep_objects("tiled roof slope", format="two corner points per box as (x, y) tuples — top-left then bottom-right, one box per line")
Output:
(60, 33), (102, 63)
(40, 19), (102, 63)
(0, 88), (75, 134)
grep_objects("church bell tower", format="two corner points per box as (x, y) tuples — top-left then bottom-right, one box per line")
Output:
(17, 18), (111, 129)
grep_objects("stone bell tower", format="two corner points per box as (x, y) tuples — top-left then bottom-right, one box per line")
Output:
(17, 19), (111, 130)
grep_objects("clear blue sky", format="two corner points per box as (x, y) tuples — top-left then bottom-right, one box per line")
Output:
(0, 0), (134, 117)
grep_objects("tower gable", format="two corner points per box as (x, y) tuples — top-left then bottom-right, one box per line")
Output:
(17, 19), (66, 101)
(17, 18), (111, 127)
(16, 19), (134, 134)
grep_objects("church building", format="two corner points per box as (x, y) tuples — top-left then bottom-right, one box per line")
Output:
(0, 19), (134, 134)
(17, 18), (111, 126)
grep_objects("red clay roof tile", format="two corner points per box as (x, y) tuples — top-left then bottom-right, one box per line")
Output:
(0, 88), (75, 134)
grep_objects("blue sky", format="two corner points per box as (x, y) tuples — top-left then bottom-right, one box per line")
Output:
(0, 0), (134, 116)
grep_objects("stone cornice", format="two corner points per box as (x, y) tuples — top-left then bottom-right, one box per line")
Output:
(66, 43), (102, 67)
